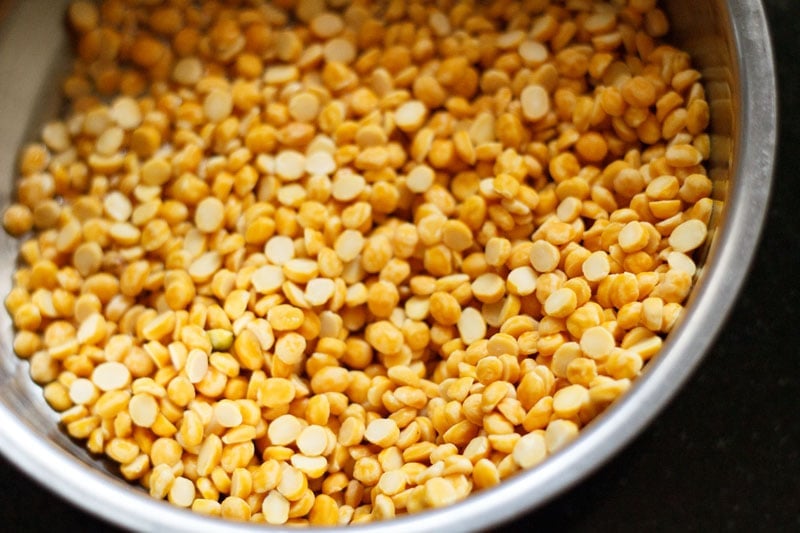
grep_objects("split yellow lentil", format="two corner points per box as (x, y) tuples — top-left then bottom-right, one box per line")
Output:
(3, 0), (714, 525)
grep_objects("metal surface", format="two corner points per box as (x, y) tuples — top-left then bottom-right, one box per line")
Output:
(0, 1), (776, 531)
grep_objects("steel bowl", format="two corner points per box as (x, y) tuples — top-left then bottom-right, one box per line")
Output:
(0, 0), (776, 531)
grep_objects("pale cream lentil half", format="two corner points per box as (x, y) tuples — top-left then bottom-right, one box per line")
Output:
(3, 0), (714, 526)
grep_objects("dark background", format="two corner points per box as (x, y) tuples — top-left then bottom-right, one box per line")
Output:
(1, 0), (798, 531)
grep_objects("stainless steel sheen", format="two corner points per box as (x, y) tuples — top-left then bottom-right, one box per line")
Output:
(0, 1), (776, 531)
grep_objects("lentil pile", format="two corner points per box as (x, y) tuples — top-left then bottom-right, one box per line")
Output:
(2, 0), (713, 525)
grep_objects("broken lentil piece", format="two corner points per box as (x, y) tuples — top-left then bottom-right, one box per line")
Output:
(2, 0), (713, 525)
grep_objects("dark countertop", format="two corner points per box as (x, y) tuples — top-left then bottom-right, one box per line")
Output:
(2, 0), (798, 531)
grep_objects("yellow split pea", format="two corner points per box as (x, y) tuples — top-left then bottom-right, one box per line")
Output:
(3, 0), (713, 526)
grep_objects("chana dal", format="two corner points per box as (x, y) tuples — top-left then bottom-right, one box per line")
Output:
(2, 0), (713, 526)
